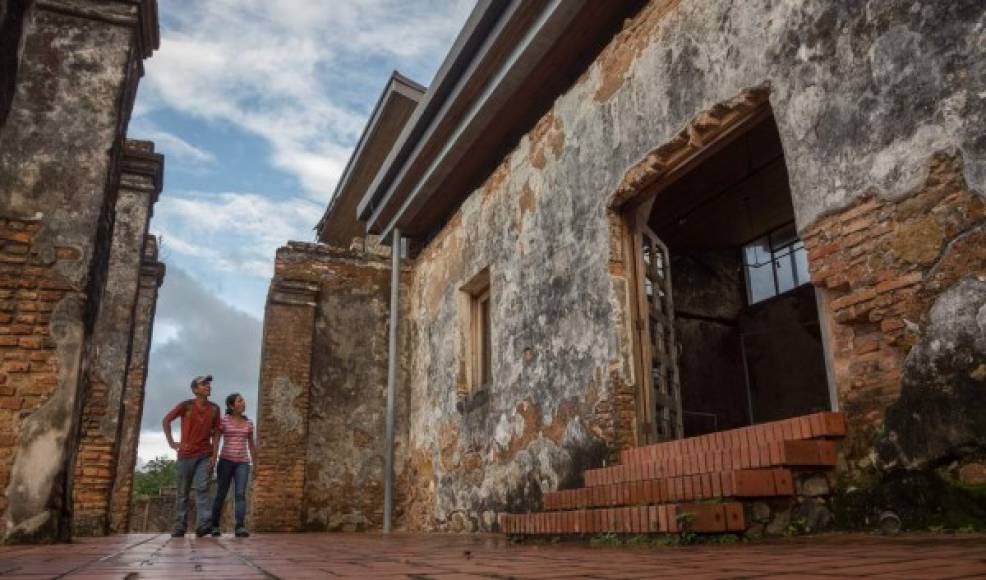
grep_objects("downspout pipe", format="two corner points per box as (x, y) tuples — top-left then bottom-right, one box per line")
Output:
(383, 228), (401, 533)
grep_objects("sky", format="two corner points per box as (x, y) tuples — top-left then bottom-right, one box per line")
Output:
(134, 0), (473, 466)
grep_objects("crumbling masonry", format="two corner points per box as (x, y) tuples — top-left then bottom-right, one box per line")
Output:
(254, 0), (985, 535)
(0, 0), (165, 543)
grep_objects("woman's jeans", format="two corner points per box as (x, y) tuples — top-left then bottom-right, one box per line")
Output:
(211, 458), (250, 529)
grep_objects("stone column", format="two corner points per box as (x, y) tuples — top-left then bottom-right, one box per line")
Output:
(0, 0), (158, 544)
(72, 141), (163, 536)
(251, 279), (319, 532)
(109, 235), (165, 534)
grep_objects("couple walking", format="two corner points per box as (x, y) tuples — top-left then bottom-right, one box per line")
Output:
(162, 374), (256, 538)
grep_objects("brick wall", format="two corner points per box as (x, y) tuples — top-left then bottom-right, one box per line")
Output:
(803, 153), (986, 461)
(0, 218), (75, 534)
(72, 143), (162, 537)
(109, 236), (165, 533)
(251, 279), (319, 531)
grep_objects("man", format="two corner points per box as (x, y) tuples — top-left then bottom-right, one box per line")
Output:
(163, 374), (222, 537)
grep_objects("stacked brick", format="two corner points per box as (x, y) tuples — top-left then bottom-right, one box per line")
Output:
(0, 218), (72, 525)
(251, 279), (319, 531)
(502, 411), (845, 535)
(802, 153), (985, 457)
(72, 142), (163, 536)
(109, 236), (165, 533)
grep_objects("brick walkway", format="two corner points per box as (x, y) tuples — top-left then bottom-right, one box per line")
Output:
(1, 533), (985, 579)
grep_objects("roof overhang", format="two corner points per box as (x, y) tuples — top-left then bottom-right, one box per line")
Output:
(315, 72), (425, 245)
(355, 0), (645, 242)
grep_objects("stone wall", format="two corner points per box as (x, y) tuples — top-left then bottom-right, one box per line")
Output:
(73, 141), (163, 537)
(109, 235), (165, 534)
(0, 0), (159, 543)
(392, 0), (984, 531)
(255, 0), (984, 533)
(252, 241), (411, 532)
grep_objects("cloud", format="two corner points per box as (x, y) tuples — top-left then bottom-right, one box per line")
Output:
(142, 0), (472, 201)
(154, 190), (323, 278)
(139, 267), (262, 452)
(140, 129), (217, 166)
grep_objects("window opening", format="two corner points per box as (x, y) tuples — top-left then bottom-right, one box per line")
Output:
(743, 222), (809, 305)
(461, 268), (491, 392)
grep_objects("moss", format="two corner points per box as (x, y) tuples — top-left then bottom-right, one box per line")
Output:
(832, 469), (986, 531)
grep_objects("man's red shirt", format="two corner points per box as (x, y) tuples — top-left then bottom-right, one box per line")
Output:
(165, 399), (221, 459)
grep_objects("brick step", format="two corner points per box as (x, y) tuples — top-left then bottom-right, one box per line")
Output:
(619, 411), (846, 465)
(544, 468), (793, 511)
(501, 502), (745, 535)
(586, 439), (837, 487)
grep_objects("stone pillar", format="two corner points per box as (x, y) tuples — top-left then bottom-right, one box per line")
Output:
(108, 234), (165, 534)
(72, 140), (163, 537)
(251, 279), (319, 532)
(0, 1), (158, 543)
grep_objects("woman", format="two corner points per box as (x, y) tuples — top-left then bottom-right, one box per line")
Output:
(210, 393), (256, 537)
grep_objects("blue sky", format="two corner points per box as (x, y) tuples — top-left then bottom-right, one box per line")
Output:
(135, 0), (472, 464)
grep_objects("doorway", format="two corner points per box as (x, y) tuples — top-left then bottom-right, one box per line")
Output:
(628, 107), (832, 442)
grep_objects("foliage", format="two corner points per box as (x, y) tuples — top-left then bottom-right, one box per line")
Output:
(133, 456), (177, 499)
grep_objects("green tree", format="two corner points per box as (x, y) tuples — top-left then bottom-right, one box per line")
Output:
(133, 456), (177, 499)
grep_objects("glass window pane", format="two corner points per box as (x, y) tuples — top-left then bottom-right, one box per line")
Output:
(774, 252), (796, 294)
(746, 262), (775, 303)
(793, 244), (809, 286)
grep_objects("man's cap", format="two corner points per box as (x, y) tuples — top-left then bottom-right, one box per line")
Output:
(189, 375), (213, 390)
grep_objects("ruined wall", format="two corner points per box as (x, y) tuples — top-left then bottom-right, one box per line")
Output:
(0, 0), (157, 543)
(73, 141), (162, 537)
(252, 241), (411, 532)
(395, 0), (984, 531)
(108, 235), (165, 533)
(251, 275), (318, 532)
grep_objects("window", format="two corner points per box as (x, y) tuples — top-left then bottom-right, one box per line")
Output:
(743, 223), (810, 305)
(461, 268), (491, 392)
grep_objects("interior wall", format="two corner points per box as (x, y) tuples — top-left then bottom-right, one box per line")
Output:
(739, 284), (831, 423)
(670, 249), (749, 436)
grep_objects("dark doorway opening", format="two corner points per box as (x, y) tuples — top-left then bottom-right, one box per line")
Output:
(647, 112), (832, 437)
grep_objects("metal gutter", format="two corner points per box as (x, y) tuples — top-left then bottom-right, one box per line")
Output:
(356, 0), (509, 223)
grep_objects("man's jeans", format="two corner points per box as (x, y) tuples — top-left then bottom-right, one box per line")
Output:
(175, 454), (211, 533)
(211, 458), (250, 529)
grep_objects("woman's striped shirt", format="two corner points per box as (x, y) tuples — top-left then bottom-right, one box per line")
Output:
(219, 415), (253, 463)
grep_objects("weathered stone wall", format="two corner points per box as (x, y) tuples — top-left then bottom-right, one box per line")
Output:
(804, 153), (985, 469)
(109, 235), (165, 533)
(394, 0), (984, 531)
(73, 141), (162, 537)
(251, 274), (318, 532)
(252, 241), (411, 532)
(0, 0), (158, 543)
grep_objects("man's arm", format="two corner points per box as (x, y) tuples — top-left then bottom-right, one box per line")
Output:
(163, 405), (182, 451)
(209, 409), (221, 469)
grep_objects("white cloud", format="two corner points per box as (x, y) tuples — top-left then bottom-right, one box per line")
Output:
(141, 129), (217, 166)
(155, 190), (323, 278)
(143, 0), (472, 201)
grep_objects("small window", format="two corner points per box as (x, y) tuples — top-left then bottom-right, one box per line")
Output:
(743, 223), (810, 305)
(461, 268), (492, 391)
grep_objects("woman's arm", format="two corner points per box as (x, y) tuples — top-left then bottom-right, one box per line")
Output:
(248, 426), (258, 465)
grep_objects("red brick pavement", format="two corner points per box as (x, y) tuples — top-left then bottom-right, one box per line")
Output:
(0, 533), (984, 579)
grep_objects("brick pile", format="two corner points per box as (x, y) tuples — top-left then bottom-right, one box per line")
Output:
(500, 411), (845, 535)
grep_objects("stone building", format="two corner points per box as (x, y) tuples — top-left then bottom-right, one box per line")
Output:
(0, 0), (165, 543)
(254, 1), (985, 534)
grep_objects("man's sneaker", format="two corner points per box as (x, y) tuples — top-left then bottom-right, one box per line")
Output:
(195, 527), (210, 538)
(234, 527), (250, 538)
(170, 530), (185, 538)
(210, 526), (221, 537)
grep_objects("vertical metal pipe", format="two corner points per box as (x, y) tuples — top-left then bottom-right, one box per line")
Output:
(383, 228), (401, 533)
